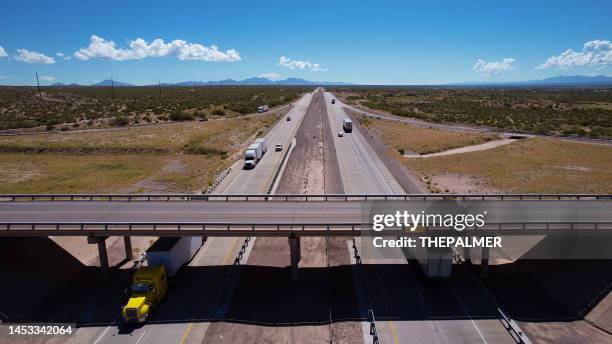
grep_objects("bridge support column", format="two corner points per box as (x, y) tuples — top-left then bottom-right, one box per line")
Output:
(289, 235), (301, 283)
(463, 246), (471, 263)
(88, 236), (109, 282)
(481, 245), (490, 278)
(123, 236), (133, 260)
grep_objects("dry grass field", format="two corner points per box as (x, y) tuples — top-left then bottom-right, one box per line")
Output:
(359, 115), (496, 155)
(404, 137), (612, 193)
(0, 113), (278, 193)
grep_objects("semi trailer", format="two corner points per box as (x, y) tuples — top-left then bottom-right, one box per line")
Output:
(121, 237), (203, 323)
(342, 118), (353, 132)
(244, 138), (267, 169)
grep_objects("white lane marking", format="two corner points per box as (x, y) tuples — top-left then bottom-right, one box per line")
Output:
(450, 288), (488, 344)
(135, 330), (147, 344)
(92, 325), (112, 344)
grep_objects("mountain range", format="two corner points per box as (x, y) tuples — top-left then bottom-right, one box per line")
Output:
(52, 77), (352, 87)
(47, 75), (612, 87)
(450, 75), (612, 87)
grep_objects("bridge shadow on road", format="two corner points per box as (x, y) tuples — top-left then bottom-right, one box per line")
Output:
(2, 238), (610, 327)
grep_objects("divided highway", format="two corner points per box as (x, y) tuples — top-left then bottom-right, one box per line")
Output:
(65, 91), (313, 344)
(324, 91), (515, 344)
(3, 89), (609, 344)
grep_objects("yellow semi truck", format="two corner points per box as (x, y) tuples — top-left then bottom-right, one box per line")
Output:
(121, 237), (202, 323)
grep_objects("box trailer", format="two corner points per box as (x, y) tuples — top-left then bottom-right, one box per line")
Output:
(254, 137), (267, 154)
(342, 118), (353, 133)
(244, 142), (263, 169)
(122, 237), (203, 322)
(146, 237), (202, 277)
(403, 244), (452, 279)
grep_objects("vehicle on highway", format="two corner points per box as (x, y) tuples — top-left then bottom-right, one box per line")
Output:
(255, 137), (268, 154)
(257, 104), (269, 113)
(337, 131), (344, 137)
(342, 118), (353, 132)
(407, 246), (452, 279)
(244, 140), (264, 169)
(121, 237), (202, 323)
(286, 116), (291, 121)
(331, 99), (336, 104)
(275, 143), (283, 151)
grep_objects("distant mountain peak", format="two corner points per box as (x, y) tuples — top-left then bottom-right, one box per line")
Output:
(453, 74), (612, 86)
(92, 79), (134, 87)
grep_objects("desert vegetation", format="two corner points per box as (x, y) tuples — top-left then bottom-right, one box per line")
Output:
(0, 85), (308, 131)
(334, 87), (612, 138)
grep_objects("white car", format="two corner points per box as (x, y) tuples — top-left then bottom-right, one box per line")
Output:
(275, 143), (283, 151)
(337, 131), (344, 137)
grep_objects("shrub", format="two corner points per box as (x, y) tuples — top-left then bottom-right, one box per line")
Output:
(111, 116), (129, 126)
(169, 110), (195, 121)
(211, 108), (226, 116)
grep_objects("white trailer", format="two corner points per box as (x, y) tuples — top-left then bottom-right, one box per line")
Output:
(244, 142), (263, 169)
(342, 118), (353, 133)
(254, 138), (267, 154)
(404, 245), (452, 279)
(146, 237), (203, 277)
(257, 105), (269, 113)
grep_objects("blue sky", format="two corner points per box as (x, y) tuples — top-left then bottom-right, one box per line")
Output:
(1, 0), (611, 85)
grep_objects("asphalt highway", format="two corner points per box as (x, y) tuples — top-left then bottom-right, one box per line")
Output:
(325, 92), (516, 344)
(64, 91), (314, 344)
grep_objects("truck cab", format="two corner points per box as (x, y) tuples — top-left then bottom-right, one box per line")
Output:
(244, 149), (257, 169)
(122, 265), (168, 323)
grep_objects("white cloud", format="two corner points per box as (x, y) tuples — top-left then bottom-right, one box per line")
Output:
(14, 49), (55, 64)
(277, 56), (327, 71)
(473, 58), (515, 75)
(537, 39), (612, 69)
(73, 35), (241, 62)
(38, 75), (54, 82)
(0, 46), (7, 58)
(258, 73), (282, 81)
(56, 52), (71, 60)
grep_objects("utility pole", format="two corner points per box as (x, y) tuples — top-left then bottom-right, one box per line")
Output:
(35, 72), (42, 98)
(110, 76), (115, 98)
(158, 79), (162, 97)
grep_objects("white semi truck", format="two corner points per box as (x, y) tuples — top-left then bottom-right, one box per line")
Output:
(257, 105), (269, 113)
(254, 138), (267, 154)
(342, 118), (353, 133)
(244, 138), (267, 169)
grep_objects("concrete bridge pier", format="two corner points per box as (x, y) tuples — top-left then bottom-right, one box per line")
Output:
(123, 236), (133, 260)
(289, 235), (301, 283)
(463, 246), (471, 263)
(481, 245), (490, 278)
(88, 236), (109, 282)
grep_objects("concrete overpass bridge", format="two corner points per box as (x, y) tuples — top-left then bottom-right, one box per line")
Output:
(1, 193), (611, 281)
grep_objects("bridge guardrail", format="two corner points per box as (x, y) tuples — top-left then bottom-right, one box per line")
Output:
(1, 193), (610, 202)
(1, 221), (611, 237)
(498, 308), (532, 344)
